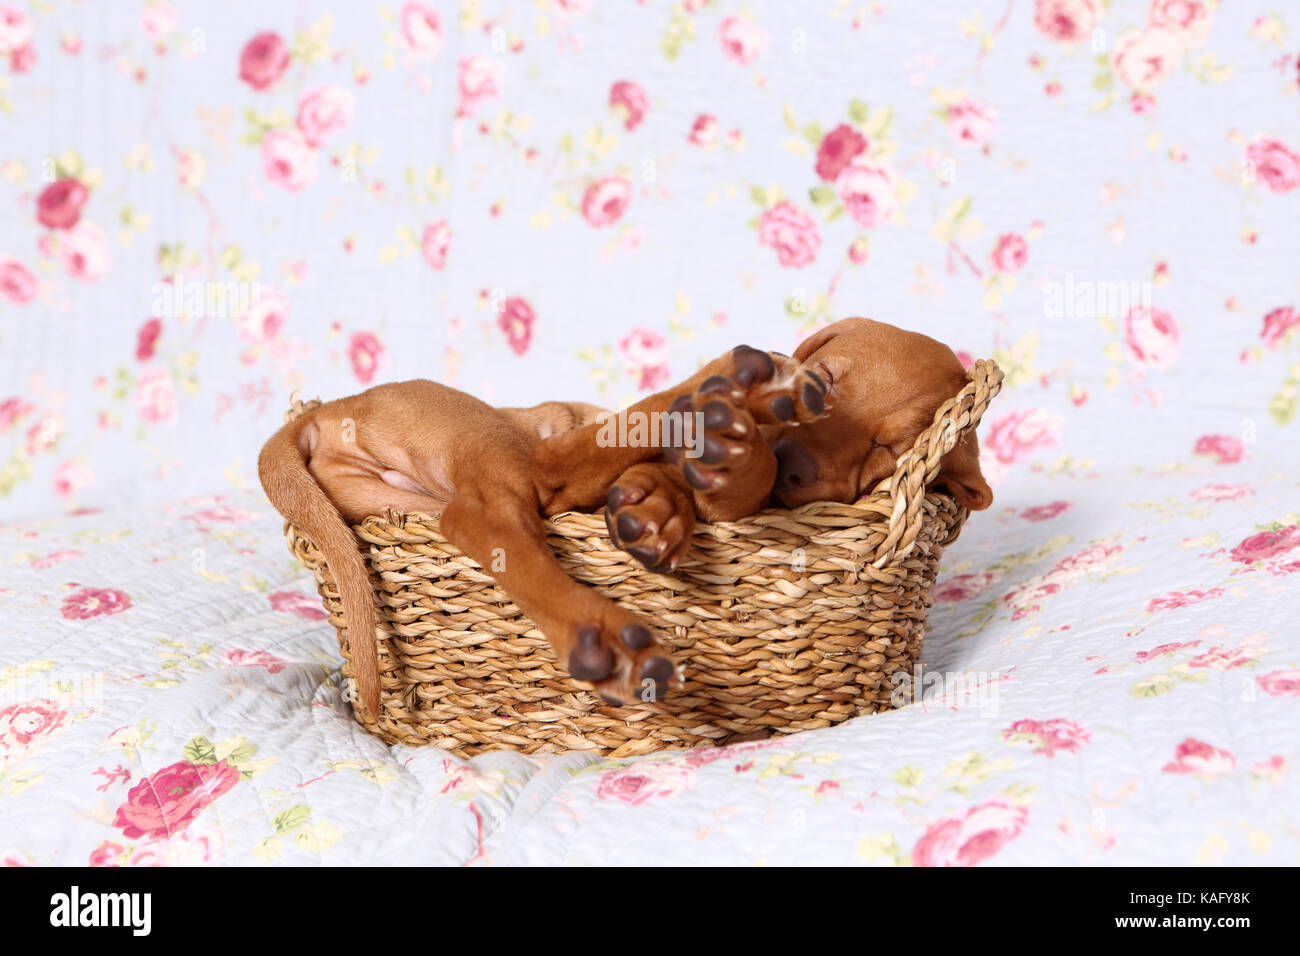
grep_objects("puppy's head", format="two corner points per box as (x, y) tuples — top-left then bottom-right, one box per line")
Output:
(765, 317), (992, 511)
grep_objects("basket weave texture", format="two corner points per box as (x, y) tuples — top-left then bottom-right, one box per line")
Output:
(283, 360), (1003, 758)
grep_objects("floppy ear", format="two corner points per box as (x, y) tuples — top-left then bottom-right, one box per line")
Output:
(793, 316), (872, 362)
(933, 432), (993, 511)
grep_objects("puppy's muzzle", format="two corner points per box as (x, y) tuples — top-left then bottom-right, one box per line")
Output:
(772, 438), (819, 496)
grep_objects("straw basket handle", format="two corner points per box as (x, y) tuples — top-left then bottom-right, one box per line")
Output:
(868, 358), (1004, 569)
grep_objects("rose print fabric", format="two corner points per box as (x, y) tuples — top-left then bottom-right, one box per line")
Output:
(1, 1), (1298, 864)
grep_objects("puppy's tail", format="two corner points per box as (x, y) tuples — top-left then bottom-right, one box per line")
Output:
(258, 413), (382, 719)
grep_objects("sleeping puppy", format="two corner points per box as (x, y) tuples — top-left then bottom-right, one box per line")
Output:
(259, 317), (992, 717)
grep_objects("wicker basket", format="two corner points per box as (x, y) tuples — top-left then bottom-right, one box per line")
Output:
(282, 359), (1003, 758)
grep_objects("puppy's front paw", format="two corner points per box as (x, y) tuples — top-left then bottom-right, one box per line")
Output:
(565, 614), (678, 705)
(604, 464), (695, 572)
(713, 344), (830, 426)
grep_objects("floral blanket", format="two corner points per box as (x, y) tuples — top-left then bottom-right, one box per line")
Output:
(2, 459), (1296, 865)
(2, 0), (1299, 864)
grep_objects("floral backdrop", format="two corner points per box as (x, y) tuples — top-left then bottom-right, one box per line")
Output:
(0, 0), (1299, 868)
(0, 0), (1296, 520)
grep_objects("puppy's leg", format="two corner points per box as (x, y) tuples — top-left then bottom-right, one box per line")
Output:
(604, 462), (696, 573)
(535, 345), (828, 517)
(439, 488), (677, 704)
(664, 346), (830, 521)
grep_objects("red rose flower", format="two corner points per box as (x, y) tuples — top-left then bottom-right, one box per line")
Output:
(112, 760), (241, 840)
(136, 318), (162, 361)
(238, 31), (290, 91)
(1230, 525), (1300, 564)
(814, 124), (866, 182)
(498, 296), (535, 356)
(36, 179), (89, 230)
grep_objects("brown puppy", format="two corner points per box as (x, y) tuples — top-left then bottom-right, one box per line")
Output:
(259, 317), (991, 718)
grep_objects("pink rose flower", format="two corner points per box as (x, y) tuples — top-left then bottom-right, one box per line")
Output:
(757, 200), (821, 268)
(399, 2), (443, 56)
(618, 327), (672, 391)
(946, 99), (997, 146)
(984, 408), (1064, 465)
(260, 128), (317, 192)
(688, 113), (718, 147)
(718, 16), (767, 65)
(268, 590), (328, 621)
(1133, 640), (1200, 663)
(61, 586), (132, 620)
(1245, 138), (1300, 193)
(140, 1), (177, 39)
(1112, 27), (1184, 90)
(912, 798), (1029, 867)
(224, 649), (289, 673)
(609, 80), (648, 132)
(1123, 304), (1180, 370)
(815, 124), (867, 182)
(136, 317), (162, 360)
(990, 233), (1028, 272)
(933, 571), (998, 603)
(1260, 306), (1300, 347)
(36, 179), (89, 230)
(1257, 670), (1300, 697)
(1148, 0), (1211, 51)
(836, 159), (897, 228)
(422, 220), (452, 270)
(349, 331), (384, 384)
(0, 699), (68, 772)
(1145, 588), (1223, 613)
(456, 54), (503, 117)
(296, 85), (353, 147)
(1188, 645), (1255, 671)
(1032, 0), (1098, 43)
(9, 39), (33, 72)
(52, 459), (93, 497)
(1231, 525), (1300, 565)
(1020, 500), (1071, 522)
(31, 549), (82, 569)
(595, 761), (697, 805)
(1003, 718), (1091, 757)
(1193, 434), (1245, 464)
(88, 842), (125, 867)
(498, 296), (535, 356)
(184, 505), (257, 525)
(238, 32), (290, 91)
(0, 5), (33, 54)
(134, 366), (177, 424)
(1162, 738), (1234, 775)
(237, 289), (287, 345)
(1187, 482), (1253, 502)
(1051, 541), (1123, 578)
(0, 396), (32, 432)
(112, 760), (241, 840)
(581, 176), (632, 228)
(0, 257), (37, 303)
(61, 221), (111, 282)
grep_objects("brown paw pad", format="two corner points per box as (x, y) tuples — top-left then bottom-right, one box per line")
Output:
(638, 656), (675, 701)
(569, 625), (615, 681)
(731, 345), (775, 386)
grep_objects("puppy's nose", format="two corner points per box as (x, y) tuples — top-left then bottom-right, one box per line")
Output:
(772, 438), (819, 493)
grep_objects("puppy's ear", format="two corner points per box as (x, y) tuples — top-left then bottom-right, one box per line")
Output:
(793, 316), (872, 362)
(933, 432), (993, 511)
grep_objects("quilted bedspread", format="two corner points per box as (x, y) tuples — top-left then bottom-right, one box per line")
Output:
(2, 0), (1299, 864)
(2, 459), (1297, 866)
